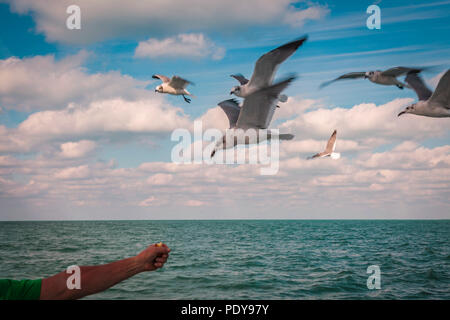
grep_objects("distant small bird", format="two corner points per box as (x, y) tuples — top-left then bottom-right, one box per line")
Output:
(229, 36), (307, 100)
(152, 74), (194, 103)
(398, 69), (450, 118)
(211, 76), (296, 158)
(307, 130), (340, 160)
(320, 67), (428, 90)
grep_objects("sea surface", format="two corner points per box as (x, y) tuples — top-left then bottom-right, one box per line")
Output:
(0, 220), (449, 300)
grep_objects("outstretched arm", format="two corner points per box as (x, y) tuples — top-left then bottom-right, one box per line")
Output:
(40, 243), (170, 300)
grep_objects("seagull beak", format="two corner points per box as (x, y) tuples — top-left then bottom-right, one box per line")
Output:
(398, 111), (406, 117)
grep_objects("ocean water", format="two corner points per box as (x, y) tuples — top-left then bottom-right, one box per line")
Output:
(0, 220), (449, 300)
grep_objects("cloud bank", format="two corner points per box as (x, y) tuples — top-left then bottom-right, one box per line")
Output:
(5, 0), (329, 44)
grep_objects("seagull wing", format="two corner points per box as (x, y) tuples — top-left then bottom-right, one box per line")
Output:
(169, 76), (193, 89)
(230, 74), (249, 85)
(405, 72), (433, 101)
(152, 74), (170, 83)
(237, 76), (296, 129)
(308, 152), (327, 160)
(381, 67), (424, 77)
(319, 72), (366, 88)
(218, 99), (241, 128)
(247, 36), (307, 89)
(324, 130), (337, 154)
(429, 69), (450, 108)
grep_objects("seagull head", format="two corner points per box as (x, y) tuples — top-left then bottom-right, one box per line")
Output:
(155, 85), (163, 93)
(398, 104), (416, 117)
(230, 86), (241, 96)
(365, 71), (374, 79)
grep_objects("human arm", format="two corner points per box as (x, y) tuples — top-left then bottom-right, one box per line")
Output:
(40, 243), (170, 300)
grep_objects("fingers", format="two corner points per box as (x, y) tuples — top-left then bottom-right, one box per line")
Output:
(155, 256), (167, 263)
(152, 242), (171, 254)
(149, 242), (171, 269)
(153, 256), (168, 269)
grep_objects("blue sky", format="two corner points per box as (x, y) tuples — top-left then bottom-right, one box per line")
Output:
(0, 0), (449, 220)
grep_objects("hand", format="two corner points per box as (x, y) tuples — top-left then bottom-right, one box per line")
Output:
(135, 243), (171, 272)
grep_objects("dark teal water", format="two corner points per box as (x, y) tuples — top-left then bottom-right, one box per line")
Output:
(0, 220), (449, 299)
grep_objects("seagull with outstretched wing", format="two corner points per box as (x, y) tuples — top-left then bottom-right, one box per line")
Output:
(153, 74), (194, 103)
(230, 36), (307, 103)
(398, 69), (450, 118)
(320, 66), (428, 90)
(307, 130), (340, 160)
(211, 76), (296, 157)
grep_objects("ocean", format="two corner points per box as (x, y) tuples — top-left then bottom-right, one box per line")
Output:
(0, 220), (449, 299)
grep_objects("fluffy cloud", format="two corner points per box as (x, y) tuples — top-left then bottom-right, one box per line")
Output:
(19, 98), (190, 137)
(135, 33), (225, 60)
(5, 0), (329, 44)
(1, 139), (449, 218)
(0, 98), (191, 153)
(0, 52), (150, 111)
(1, 94), (449, 219)
(59, 140), (97, 158)
(54, 165), (91, 180)
(283, 4), (330, 27)
(280, 98), (449, 144)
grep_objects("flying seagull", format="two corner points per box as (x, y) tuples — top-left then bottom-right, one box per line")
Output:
(320, 67), (428, 90)
(152, 74), (194, 103)
(307, 130), (340, 160)
(398, 69), (450, 118)
(230, 36), (307, 100)
(231, 74), (287, 104)
(211, 76), (296, 158)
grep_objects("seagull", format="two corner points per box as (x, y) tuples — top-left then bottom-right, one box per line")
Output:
(398, 69), (450, 118)
(320, 67), (428, 90)
(307, 130), (340, 160)
(152, 74), (194, 103)
(211, 76), (296, 158)
(229, 36), (307, 100)
(231, 74), (287, 104)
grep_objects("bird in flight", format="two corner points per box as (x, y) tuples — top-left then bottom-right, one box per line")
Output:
(229, 36), (308, 102)
(320, 66), (428, 90)
(152, 74), (194, 103)
(211, 76), (296, 158)
(307, 130), (340, 160)
(398, 69), (450, 118)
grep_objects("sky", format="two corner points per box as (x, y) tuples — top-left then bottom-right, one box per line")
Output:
(0, 0), (449, 220)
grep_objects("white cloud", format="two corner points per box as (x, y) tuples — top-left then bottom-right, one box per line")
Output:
(147, 173), (174, 186)
(185, 200), (207, 207)
(135, 33), (225, 60)
(282, 138), (362, 155)
(19, 98), (190, 137)
(0, 98), (191, 153)
(139, 196), (157, 207)
(280, 98), (449, 144)
(1, 94), (449, 219)
(54, 165), (91, 180)
(59, 140), (97, 158)
(5, 0), (329, 44)
(283, 4), (330, 27)
(0, 52), (150, 111)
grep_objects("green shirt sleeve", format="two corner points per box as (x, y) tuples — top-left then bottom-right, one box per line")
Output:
(0, 279), (42, 300)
